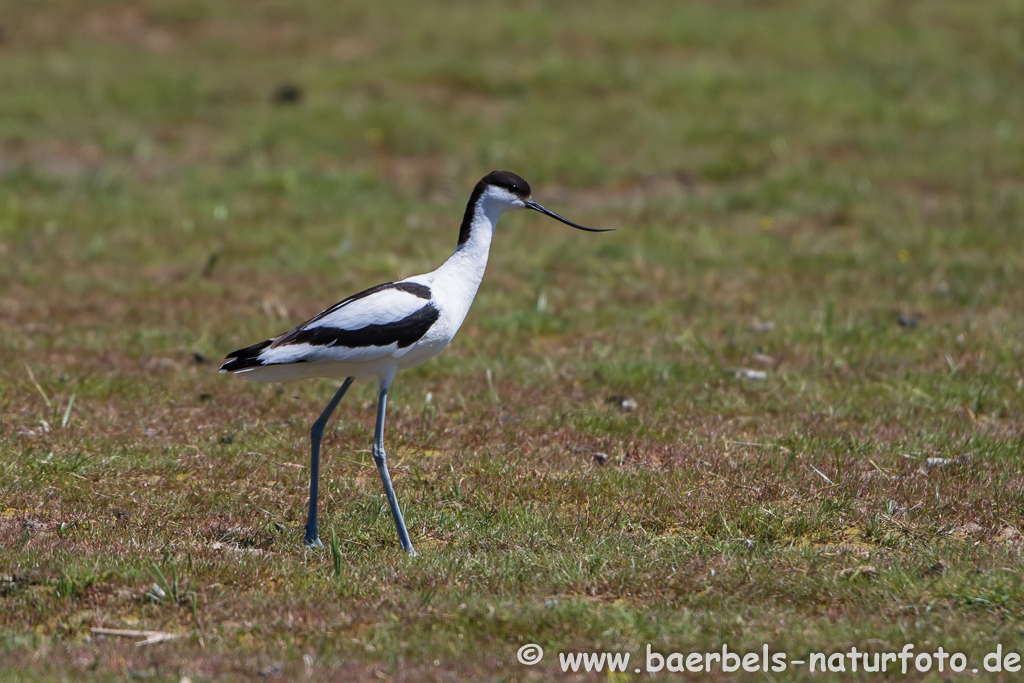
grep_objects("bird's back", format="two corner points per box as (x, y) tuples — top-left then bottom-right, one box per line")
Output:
(220, 278), (451, 382)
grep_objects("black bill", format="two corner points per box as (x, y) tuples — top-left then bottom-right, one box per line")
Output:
(525, 199), (612, 232)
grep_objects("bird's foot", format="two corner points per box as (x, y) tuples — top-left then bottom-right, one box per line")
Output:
(305, 536), (323, 549)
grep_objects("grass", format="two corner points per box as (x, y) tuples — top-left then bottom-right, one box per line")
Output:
(2, 0), (1024, 680)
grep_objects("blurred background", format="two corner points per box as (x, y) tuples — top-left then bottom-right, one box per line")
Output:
(2, 1), (1022, 336)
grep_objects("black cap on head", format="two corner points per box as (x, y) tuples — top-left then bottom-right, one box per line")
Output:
(457, 170), (611, 246)
(481, 170), (531, 199)
(458, 171), (530, 246)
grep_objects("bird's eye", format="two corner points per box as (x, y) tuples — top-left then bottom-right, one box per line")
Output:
(510, 184), (518, 192)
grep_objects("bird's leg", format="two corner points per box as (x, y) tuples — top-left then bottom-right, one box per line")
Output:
(305, 377), (354, 547)
(373, 385), (417, 556)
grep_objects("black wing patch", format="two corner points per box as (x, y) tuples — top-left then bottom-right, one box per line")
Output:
(281, 303), (440, 350)
(293, 281), (432, 332)
(220, 281), (434, 372)
(270, 281), (433, 350)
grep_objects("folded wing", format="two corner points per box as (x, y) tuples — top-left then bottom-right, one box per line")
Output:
(220, 281), (439, 373)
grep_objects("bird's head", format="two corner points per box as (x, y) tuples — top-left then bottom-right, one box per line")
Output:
(476, 170), (611, 233)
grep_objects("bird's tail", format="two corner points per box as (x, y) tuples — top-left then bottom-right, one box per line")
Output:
(219, 339), (272, 373)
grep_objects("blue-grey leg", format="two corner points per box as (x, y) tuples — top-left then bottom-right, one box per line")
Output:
(373, 385), (417, 555)
(305, 377), (355, 547)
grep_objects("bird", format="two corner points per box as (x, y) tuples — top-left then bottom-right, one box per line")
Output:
(220, 170), (610, 554)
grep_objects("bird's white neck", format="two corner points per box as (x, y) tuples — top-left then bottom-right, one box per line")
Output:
(432, 196), (506, 315)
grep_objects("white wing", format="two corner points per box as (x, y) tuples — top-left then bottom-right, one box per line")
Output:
(221, 280), (440, 371)
(305, 285), (431, 332)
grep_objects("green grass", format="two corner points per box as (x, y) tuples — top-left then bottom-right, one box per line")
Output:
(2, 0), (1024, 680)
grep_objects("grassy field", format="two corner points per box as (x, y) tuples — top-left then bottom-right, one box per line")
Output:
(2, 0), (1024, 680)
